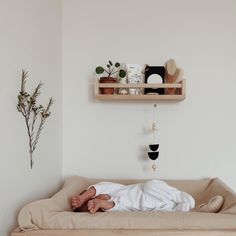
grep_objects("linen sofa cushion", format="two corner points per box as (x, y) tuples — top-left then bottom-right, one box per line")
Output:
(199, 178), (236, 214)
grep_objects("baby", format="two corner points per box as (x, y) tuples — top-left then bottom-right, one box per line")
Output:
(71, 180), (195, 213)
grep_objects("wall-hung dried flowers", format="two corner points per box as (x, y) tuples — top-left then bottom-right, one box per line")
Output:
(17, 70), (54, 169)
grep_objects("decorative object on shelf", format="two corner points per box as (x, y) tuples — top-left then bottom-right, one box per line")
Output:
(148, 104), (159, 171)
(118, 63), (128, 95)
(17, 70), (54, 169)
(126, 64), (145, 95)
(165, 59), (183, 95)
(118, 77), (128, 95)
(95, 60), (126, 94)
(99, 77), (116, 94)
(144, 66), (165, 95)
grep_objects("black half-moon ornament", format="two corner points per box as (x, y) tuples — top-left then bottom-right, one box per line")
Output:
(148, 151), (159, 160)
(149, 144), (159, 152)
(144, 66), (165, 94)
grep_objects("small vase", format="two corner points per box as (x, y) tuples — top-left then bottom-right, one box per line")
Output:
(119, 77), (128, 95)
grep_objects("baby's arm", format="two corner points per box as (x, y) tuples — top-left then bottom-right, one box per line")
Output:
(96, 194), (111, 200)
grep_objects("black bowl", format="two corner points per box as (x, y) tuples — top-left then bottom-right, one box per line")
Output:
(149, 144), (159, 151)
(148, 151), (159, 160)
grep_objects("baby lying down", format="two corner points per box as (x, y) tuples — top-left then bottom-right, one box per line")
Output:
(71, 179), (195, 213)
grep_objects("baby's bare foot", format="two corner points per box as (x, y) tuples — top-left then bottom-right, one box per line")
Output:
(87, 199), (98, 213)
(71, 195), (85, 209)
(87, 198), (114, 213)
(71, 187), (96, 210)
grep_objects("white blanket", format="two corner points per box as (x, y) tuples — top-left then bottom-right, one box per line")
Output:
(92, 179), (195, 212)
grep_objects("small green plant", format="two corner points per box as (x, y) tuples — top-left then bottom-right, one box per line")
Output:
(17, 70), (54, 169)
(95, 60), (126, 79)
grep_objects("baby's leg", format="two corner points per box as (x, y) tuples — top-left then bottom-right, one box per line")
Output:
(142, 180), (195, 211)
(87, 199), (115, 214)
(71, 187), (96, 210)
(91, 182), (124, 196)
(96, 194), (111, 200)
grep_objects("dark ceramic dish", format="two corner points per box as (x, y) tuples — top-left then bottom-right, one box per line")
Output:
(149, 144), (159, 151)
(148, 151), (159, 160)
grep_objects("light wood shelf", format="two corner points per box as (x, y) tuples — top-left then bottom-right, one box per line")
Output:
(94, 79), (186, 101)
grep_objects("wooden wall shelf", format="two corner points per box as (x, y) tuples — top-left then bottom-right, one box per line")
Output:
(94, 79), (186, 101)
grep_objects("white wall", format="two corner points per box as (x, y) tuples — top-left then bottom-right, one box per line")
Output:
(63, 0), (236, 189)
(0, 1), (235, 235)
(0, 1), (62, 236)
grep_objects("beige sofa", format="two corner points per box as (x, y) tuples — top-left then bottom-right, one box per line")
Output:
(12, 176), (236, 236)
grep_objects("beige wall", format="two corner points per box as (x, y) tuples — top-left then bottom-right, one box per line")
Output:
(0, 1), (62, 236)
(62, 0), (236, 188)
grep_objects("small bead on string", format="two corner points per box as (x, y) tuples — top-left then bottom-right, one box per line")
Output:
(152, 163), (157, 171)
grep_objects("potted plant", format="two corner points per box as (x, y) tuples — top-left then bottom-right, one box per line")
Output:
(95, 60), (126, 94)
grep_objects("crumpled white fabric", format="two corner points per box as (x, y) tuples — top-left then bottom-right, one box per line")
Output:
(91, 179), (195, 212)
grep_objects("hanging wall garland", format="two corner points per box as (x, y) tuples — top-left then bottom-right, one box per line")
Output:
(147, 104), (159, 171)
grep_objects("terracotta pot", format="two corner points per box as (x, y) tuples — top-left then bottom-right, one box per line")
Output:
(100, 77), (116, 94)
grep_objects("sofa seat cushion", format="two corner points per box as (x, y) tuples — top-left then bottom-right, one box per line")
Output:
(19, 209), (236, 230)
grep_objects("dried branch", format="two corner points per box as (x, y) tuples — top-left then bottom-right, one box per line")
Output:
(32, 119), (45, 153)
(17, 70), (54, 169)
(21, 70), (28, 94)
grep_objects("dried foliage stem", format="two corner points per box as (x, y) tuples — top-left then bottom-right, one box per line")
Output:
(17, 70), (53, 169)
